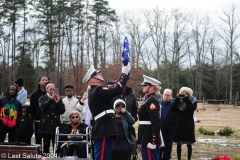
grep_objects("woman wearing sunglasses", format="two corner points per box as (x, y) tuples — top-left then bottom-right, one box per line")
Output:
(38, 82), (65, 155)
(58, 111), (89, 158)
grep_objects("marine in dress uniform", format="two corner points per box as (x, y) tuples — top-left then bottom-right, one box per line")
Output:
(138, 75), (161, 160)
(82, 64), (130, 160)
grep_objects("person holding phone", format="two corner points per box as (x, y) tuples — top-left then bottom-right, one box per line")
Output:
(170, 87), (197, 160)
(38, 82), (66, 154)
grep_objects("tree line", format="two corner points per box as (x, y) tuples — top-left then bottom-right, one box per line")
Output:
(0, 0), (239, 102)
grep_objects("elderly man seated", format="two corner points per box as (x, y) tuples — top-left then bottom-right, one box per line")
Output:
(59, 111), (89, 158)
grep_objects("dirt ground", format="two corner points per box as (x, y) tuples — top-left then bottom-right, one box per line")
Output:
(135, 104), (240, 160)
(172, 104), (240, 160)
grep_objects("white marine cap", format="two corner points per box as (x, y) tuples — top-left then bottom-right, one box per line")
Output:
(140, 75), (161, 86)
(82, 65), (100, 83)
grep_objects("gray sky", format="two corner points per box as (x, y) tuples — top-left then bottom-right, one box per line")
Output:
(108, 0), (240, 14)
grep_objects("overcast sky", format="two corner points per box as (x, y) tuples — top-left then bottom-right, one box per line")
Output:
(108, 0), (240, 15)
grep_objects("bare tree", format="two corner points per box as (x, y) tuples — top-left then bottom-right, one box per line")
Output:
(122, 10), (150, 69)
(144, 8), (171, 83)
(218, 4), (240, 103)
(168, 9), (190, 91)
(190, 13), (211, 99)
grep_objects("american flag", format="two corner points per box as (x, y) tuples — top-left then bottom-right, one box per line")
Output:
(122, 37), (130, 66)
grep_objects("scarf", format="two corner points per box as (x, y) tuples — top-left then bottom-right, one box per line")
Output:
(71, 122), (81, 134)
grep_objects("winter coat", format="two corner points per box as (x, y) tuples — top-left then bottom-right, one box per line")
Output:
(16, 106), (33, 144)
(0, 85), (22, 128)
(38, 95), (65, 134)
(30, 86), (46, 120)
(159, 99), (176, 132)
(59, 123), (89, 142)
(171, 96), (197, 144)
(110, 87), (138, 122)
(118, 111), (136, 154)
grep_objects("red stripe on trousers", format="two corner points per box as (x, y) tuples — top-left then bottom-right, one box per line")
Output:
(100, 137), (106, 160)
(147, 148), (152, 160)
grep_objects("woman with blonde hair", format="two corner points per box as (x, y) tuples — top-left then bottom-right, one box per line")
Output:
(171, 87), (197, 160)
(138, 75), (161, 160)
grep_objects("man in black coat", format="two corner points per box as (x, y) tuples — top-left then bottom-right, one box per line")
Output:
(30, 76), (49, 147)
(82, 64), (130, 160)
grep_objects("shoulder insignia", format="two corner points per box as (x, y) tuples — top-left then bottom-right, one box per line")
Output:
(150, 103), (156, 110)
(102, 87), (109, 90)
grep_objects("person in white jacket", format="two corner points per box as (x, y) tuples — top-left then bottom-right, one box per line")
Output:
(75, 86), (92, 126)
(14, 77), (27, 106)
(61, 84), (78, 126)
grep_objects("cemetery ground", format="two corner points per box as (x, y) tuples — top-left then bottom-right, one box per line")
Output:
(134, 104), (240, 160)
(26, 101), (240, 159)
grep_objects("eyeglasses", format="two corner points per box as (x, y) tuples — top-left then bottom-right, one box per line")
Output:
(164, 94), (171, 97)
(71, 116), (79, 119)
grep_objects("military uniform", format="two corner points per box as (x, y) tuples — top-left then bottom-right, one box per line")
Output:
(138, 93), (161, 145)
(82, 65), (130, 160)
(138, 75), (161, 160)
(88, 82), (128, 138)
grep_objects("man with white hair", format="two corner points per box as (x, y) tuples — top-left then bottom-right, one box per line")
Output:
(82, 64), (130, 160)
(159, 89), (176, 160)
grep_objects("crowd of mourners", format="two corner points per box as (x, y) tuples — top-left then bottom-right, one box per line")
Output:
(0, 67), (198, 160)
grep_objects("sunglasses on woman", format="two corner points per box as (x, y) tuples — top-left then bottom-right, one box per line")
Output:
(71, 116), (79, 119)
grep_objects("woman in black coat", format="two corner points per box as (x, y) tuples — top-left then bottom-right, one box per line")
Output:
(171, 87), (197, 160)
(38, 82), (65, 154)
(111, 99), (136, 160)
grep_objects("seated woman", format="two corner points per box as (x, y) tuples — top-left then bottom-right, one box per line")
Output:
(59, 111), (89, 158)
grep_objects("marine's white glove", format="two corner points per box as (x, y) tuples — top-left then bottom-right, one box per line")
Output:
(147, 142), (156, 150)
(122, 63), (131, 75)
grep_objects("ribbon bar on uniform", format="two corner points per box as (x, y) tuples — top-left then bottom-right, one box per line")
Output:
(139, 121), (152, 125)
(94, 109), (115, 120)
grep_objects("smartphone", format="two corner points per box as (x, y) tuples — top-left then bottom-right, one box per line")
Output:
(54, 88), (59, 93)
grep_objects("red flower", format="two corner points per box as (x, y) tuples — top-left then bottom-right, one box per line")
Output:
(213, 155), (231, 160)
